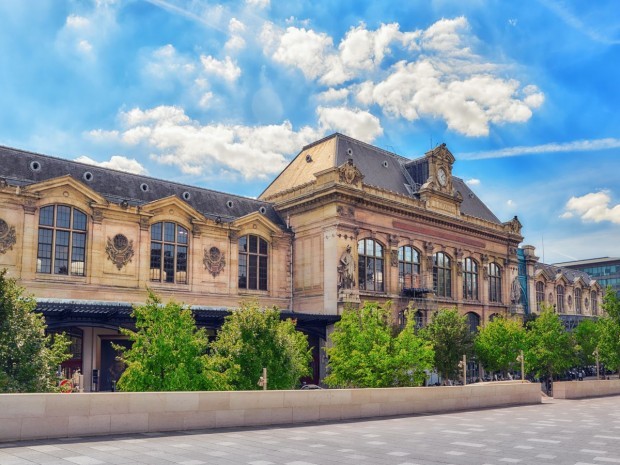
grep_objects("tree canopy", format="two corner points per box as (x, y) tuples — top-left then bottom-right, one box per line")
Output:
(0, 269), (70, 392)
(421, 308), (473, 382)
(324, 302), (434, 388)
(115, 291), (228, 391)
(573, 319), (599, 367)
(474, 316), (526, 375)
(209, 302), (311, 390)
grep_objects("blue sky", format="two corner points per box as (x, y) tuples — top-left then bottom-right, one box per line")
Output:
(1, 0), (619, 264)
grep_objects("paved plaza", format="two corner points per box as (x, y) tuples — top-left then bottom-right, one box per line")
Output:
(2, 396), (620, 465)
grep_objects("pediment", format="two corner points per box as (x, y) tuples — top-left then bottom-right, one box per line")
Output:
(141, 195), (205, 223)
(555, 273), (570, 285)
(233, 211), (283, 235)
(22, 175), (108, 206)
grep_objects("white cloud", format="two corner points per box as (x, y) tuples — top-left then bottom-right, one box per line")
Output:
(66, 15), (90, 29)
(564, 191), (620, 224)
(465, 178), (480, 186)
(75, 155), (148, 175)
(200, 55), (241, 82)
(262, 17), (544, 137)
(104, 106), (322, 180)
(317, 106), (383, 143)
(459, 137), (620, 160)
(226, 18), (246, 50)
(246, 0), (269, 8)
(317, 88), (350, 102)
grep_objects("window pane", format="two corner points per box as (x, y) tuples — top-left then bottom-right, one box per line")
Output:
(239, 236), (247, 252)
(366, 239), (373, 256)
(164, 222), (175, 242)
(358, 240), (364, 255)
(177, 225), (188, 244)
(54, 230), (70, 274)
(248, 254), (258, 290)
(398, 247), (404, 261)
(238, 254), (247, 289)
(71, 232), (86, 276)
(57, 206), (71, 228)
(176, 246), (187, 284)
(151, 223), (162, 241)
(249, 235), (257, 253)
(375, 242), (382, 257)
(37, 228), (53, 273)
(358, 257), (366, 290)
(259, 256), (268, 290)
(163, 244), (175, 282)
(150, 243), (162, 281)
(259, 238), (268, 255)
(73, 210), (87, 231)
(376, 258), (384, 291)
(39, 206), (54, 226)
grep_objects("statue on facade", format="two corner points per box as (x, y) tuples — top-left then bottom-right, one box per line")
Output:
(338, 245), (355, 289)
(510, 277), (521, 304)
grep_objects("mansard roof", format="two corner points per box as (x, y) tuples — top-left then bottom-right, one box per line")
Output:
(535, 262), (597, 286)
(0, 145), (286, 228)
(262, 133), (501, 224)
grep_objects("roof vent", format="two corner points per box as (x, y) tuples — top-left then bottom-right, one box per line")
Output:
(347, 148), (353, 156)
(120, 200), (129, 209)
(305, 154), (313, 163)
(83, 171), (93, 182)
(140, 183), (149, 192)
(382, 160), (389, 168)
(182, 191), (191, 201)
(259, 206), (267, 215)
(226, 200), (234, 208)
(29, 161), (42, 172)
(469, 192), (475, 199)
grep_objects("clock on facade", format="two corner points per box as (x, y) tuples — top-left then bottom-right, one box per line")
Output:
(437, 168), (447, 186)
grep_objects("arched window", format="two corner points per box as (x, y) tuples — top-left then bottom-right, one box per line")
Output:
(238, 235), (268, 290)
(591, 291), (598, 315)
(536, 282), (545, 311)
(462, 258), (478, 300)
(556, 285), (565, 313)
(433, 252), (452, 298)
(413, 310), (425, 330)
(466, 312), (481, 333)
(398, 245), (420, 289)
(575, 288), (582, 314)
(358, 239), (384, 292)
(150, 222), (189, 284)
(489, 313), (501, 322)
(37, 205), (87, 276)
(489, 263), (502, 303)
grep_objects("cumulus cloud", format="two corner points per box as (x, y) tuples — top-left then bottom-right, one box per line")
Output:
(262, 17), (544, 137)
(317, 106), (383, 142)
(563, 191), (620, 224)
(75, 155), (148, 175)
(200, 55), (241, 82)
(246, 0), (269, 8)
(465, 178), (480, 186)
(226, 18), (246, 50)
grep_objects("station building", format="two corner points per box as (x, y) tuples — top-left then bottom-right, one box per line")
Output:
(0, 133), (597, 390)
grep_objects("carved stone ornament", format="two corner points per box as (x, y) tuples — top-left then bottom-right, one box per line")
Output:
(0, 219), (17, 254)
(338, 159), (364, 186)
(204, 246), (226, 278)
(424, 241), (434, 254)
(390, 249), (399, 267)
(139, 217), (150, 231)
(92, 208), (104, 224)
(336, 205), (355, 218)
(105, 234), (134, 270)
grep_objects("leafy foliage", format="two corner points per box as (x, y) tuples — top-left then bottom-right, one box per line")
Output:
(525, 304), (575, 379)
(209, 302), (311, 390)
(116, 291), (228, 391)
(573, 319), (600, 367)
(420, 308), (473, 382)
(0, 269), (70, 392)
(474, 316), (526, 375)
(597, 287), (620, 376)
(324, 302), (434, 388)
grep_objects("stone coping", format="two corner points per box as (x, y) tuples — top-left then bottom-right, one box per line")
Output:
(553, 379), (620, 399)
(0, 383), (541, 442)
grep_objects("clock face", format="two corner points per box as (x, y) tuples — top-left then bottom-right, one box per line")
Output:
(437, 168), (447, 186)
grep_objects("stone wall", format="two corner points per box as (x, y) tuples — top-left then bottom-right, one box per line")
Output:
(0, 383), (541, 442)
(553, 379), (620, 399)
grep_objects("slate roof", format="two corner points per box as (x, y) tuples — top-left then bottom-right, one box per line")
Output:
(0, 145), (286, 228)
(535, 262), (597, 286)
(328, 134), (501, 224)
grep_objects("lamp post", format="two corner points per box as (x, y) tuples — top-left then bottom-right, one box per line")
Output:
(594, 348), (600, 380)
(257, 367), (267, 390)
(516, 350), (525, 382)
(458, 355), (467, 385)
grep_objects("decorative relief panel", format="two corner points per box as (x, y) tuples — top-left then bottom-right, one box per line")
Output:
(105, 234), (134, 270)
(390, 249), (399, 267)
(204, 246), (226, 278)
(338, 159), (364, 186)
(0, 219), (16, 254)
(336, 205), (355, 218)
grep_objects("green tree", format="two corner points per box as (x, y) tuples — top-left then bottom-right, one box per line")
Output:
(474, 316), (526, 376)
(116, 291), (228, 391)
(573, 319), (600, 367)
(209, 302), (311, 390)
(0, 269), (70, 392)
(525, 304), (575, 382)
(597, 317), (620, 378)
(324, 302), (434, 388)
(421, 308), (473, 382)
(602, 286), (620, 323)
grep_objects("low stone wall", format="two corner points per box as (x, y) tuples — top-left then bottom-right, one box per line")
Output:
(553, 379), (620, 399)
(0, 382), (541, 442)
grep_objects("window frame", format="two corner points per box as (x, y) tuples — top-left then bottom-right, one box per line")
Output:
(433, 252), (452, 298)
(591, 291), (598, 315)
(489, 262), (502, 303)
(238, 234), (269, 291)
(358, 238), (385, 293)
(536, 281), (545, 310)
(462, 257), (479, 300)
(398, 245), (420, 290)
(36, 204), (87, 276)
(149, 221), (189, 284)
(556, 285), (565, 313)
(575, 288), (582, 314)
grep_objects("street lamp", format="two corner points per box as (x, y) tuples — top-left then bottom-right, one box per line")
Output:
(593, 348), (600, 380)
(458, 355), (467, 385)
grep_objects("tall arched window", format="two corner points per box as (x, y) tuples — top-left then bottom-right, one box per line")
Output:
(150, 222), (189, 284)
(466, 312), (481, 333)
(37, 205), (87, 276)
(433, 252), (452, 298)
(358, 239), (384, 292)
(591, 291), (598, 315)
(398, 245), (420, 289)
(238, 235), (268, 290)
(536, 281), (545, 311)
(489, 263), (502, 303)
(556, 285), (565, 313)
(575, 288), (582, 314)
(462, 258), (479, 300)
